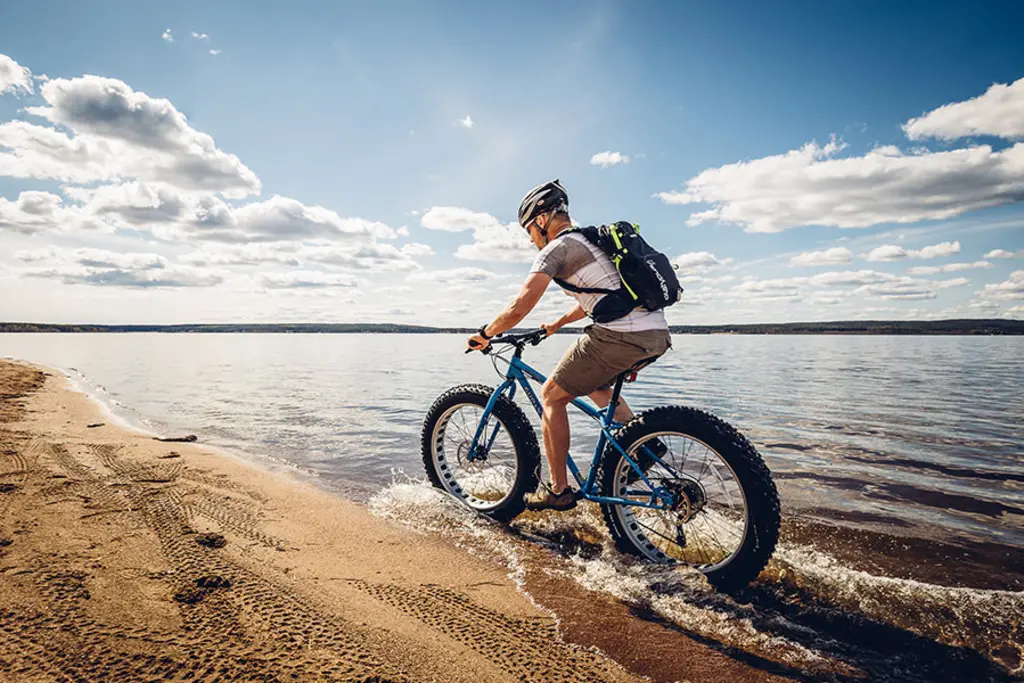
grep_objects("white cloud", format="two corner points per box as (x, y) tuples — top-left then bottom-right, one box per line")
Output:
(906, 261), (991, 275)
(903, 77), (1024, 141)
(915, 241), (961, 259)
(809, 270), (895, 287)
(458, 114), (473, 129)
(3, 74), (260, 196)
(672, 251), (731, 274)
(181, 244), (302, 267)
(734, 277), (805, 294)
(164, 194), (395, 243)
(789, 247), (853, 267)
(31, 180), (398, 248)
(935, 277), (970, 289)
(257, 271), (359, 289)
(981, 270), (1024, 301)
(420, 206), (535, 263)
(15, 247), (58, 262)
(65, 181), (188, 228)
(397, 226), (410, 236)
(455, 235), (534, 262)
(209, 50), (222, 57)
(857, 278), (937, 301)
(0, 53), (33, 95)
(401, 242), (434, 257)
(191, 32), (209, 40)
(421, 206), (491, 233)
(1006, 305), (1024, 318)
(864, 245), (910, 262)
(22, 247), (222, 288)
(300, 244), (421, 271)
(658, 135), (1024, 232)
(181, 240), (429, 271)
(0, 191), (79, 234)
(864, 241), (960, 262)
(162, 29), (174, 43)
(985, 248), (1022, 259)
(590, 151), (629, 168)
(408, 266), (499, 284)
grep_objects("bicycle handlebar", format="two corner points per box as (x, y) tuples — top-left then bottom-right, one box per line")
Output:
(465, 327), (548, 354)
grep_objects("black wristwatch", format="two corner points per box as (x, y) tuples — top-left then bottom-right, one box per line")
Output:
(478, 324), (493, 340)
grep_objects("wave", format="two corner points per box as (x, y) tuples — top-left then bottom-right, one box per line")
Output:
(370, 479), (1023, 681)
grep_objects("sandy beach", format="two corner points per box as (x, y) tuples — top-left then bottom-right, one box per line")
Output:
(4, 357), (1020, 682)
(0, 358), (824, 683)
(0, 359), (649, 682)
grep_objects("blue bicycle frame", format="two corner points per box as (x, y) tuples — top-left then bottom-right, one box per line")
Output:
(469, 338), (675, 511)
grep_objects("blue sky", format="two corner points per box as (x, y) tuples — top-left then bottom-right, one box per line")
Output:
(1, 0), (1022, 325)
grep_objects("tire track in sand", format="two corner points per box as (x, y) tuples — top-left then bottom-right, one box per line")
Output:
(350, 580), (633, 683)
(1, 438), (409, 682)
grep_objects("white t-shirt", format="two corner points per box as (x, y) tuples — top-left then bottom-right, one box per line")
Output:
(530, 231), (668, 333)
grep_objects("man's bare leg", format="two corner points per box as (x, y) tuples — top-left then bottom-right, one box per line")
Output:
(539, 378), (574, 492)
(588, 386), (634, 423)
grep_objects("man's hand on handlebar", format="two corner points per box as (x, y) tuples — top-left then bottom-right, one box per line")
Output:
(465, 333), (490, 354)
(540, 322), (561, 337)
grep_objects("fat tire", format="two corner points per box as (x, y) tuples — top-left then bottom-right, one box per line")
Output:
(599, 405), (780, 591)
(421, 383), (541, 522)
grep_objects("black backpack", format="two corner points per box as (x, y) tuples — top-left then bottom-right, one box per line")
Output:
(553, 221), (684, 323)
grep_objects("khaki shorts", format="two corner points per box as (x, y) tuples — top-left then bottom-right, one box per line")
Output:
(551, 325), (672, 397)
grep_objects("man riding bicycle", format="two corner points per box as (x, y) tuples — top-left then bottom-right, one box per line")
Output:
(466, 179), (672, 511)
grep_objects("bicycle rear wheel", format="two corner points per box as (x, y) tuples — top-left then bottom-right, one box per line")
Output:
(421, 384), (540, 522)
(599, 405), (780, 591)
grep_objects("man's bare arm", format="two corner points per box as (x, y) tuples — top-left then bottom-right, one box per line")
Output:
(543, 304), (586, 335)
(483, 272), (551, 337)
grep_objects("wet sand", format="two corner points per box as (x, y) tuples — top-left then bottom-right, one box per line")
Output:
(2, 358), (1020, 682)
(0, 360), (648, 682)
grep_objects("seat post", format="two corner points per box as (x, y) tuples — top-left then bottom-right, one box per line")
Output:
(607, 373), (627, 421)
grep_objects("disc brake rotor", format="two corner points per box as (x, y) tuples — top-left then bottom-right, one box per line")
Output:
(663, 477), (707, 523)
(456, 440), (487, 469)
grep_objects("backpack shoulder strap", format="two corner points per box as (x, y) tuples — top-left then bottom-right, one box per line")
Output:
(552, 278), (617, 295)
(550, 226), (618, 295)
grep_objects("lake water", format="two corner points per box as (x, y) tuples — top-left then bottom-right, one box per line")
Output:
(2, 332), (1022, 678)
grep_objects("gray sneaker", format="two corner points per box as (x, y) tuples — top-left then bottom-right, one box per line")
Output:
(524, 482), (577, 511)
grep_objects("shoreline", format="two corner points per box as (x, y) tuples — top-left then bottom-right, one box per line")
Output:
(3, 358), (1020, 681)
(1, 358), (822, 683)
(0, 359), (650, 682)
(1, 318), (1022, 335)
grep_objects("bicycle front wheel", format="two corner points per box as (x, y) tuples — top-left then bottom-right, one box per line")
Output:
(599, 405), (780, 591)
(421, 384), (540, 522)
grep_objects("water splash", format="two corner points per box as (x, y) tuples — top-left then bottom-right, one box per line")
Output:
(369, 479), (1023, 679)
(770, 543), (1024, 675)
(370, 480), (836, 673)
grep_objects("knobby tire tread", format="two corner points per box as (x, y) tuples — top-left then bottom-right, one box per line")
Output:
(598, 405), (780, 591)
(421, 384), (541, 523)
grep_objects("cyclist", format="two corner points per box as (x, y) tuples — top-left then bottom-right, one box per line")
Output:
(466, 179), (672, 511)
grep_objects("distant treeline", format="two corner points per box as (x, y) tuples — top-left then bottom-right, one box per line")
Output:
(0, 320), (1021, 335)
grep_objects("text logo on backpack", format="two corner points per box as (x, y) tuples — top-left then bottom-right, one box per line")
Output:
(553, 221), (684, 323)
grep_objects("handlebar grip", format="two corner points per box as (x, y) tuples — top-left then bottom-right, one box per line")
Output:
(466, 338), (491, 354)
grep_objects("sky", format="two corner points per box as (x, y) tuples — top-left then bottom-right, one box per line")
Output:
(1, 0), (1022, 326)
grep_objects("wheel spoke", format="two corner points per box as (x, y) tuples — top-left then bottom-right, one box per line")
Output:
(430, 400), (525, 510)
(611, 428), (751, 574)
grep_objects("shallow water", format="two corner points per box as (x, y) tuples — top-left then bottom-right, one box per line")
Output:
(2, 332), (1022, 676)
